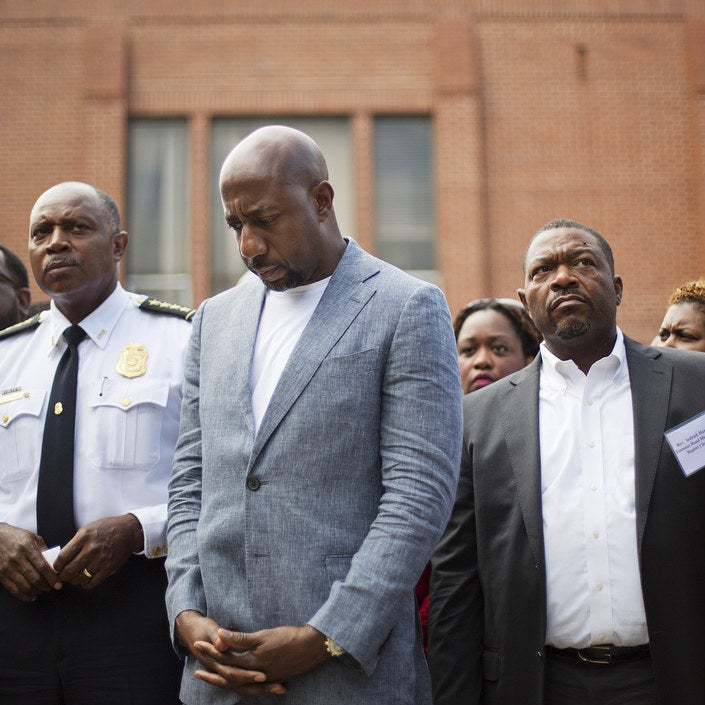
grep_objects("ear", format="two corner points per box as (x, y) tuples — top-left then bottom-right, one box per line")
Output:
(517, 288), (527, 309)
(113, 231), (128, 261)
(311, 181), (334, 222)
(16, 287), (31, 319)
(613, 275), (623, 306)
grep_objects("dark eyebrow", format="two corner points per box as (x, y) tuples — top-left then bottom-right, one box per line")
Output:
(245, 205), (276, 217)
(459, 334), (512, 343)
(527, 254), (554, 268)
(225, 205), (274, 222)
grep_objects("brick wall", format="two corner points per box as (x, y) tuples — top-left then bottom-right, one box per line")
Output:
(1, 0), (704, 343)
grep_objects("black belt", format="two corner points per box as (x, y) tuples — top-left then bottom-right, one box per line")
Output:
(546, 643), (650, 665)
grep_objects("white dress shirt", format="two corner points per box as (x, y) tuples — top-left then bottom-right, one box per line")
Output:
(539, 328), (648, 648)
(0, 284), (191, 558)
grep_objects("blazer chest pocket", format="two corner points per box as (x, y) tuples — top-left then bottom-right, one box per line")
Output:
(315, 348), (379, 399)
(0, 390), (46, 482)
(86, 379), (169, 471)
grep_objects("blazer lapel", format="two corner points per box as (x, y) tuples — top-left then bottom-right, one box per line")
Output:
(249, 241), (378, 464)
(625, 337), (673, 552)
(225, 278), (266, 440)
(501, 357), (545, 578)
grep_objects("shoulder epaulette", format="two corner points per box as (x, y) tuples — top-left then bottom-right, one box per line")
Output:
(138, 297), (196, 321)
(0, 312), (43, 340)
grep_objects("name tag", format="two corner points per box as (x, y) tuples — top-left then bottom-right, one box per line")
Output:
(0, 391), (29, 405)
(664, 410), (705, 477)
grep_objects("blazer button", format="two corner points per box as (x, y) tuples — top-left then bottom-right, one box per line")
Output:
(247, 476), (261, 491)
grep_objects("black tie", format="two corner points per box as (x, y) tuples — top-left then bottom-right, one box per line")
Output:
(36, 324), (87, 548)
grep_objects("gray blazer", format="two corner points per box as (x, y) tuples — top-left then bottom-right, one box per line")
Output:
(166, 240), (463, 705)
(429, 336), (705, 705)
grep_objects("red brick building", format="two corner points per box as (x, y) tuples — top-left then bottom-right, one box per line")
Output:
(2, 1), (704, 342)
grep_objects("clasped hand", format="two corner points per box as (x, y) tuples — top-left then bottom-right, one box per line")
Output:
(176, 610), (330, 696)
(0, 514), (142, 601)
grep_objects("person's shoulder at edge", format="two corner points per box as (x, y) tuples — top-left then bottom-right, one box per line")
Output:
(629, 334), (705, 368)
(129, 293), (197, 323)
(351, 239), (441, 292)
(0, 310), (46, 341)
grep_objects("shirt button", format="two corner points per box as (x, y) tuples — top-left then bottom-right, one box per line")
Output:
(592, 530), (599, 538)
(596, 583), (604, 591)
(587, 440), (595, 448)
(586, 399), (593, 406)
(121, 397), (131, 407)
(598, 634), (606, 641)
(247, 476), (261, 491)
(1, 414), (8, 423)
(591, 483), (598, 491)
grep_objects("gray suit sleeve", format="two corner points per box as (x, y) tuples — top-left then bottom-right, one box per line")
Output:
(165, 304), (208, 650)
(307, 284), (463, 674)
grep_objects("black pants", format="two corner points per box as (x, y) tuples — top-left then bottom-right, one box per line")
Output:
(545, 648), (658, 705)
(0, 555), (182, 705)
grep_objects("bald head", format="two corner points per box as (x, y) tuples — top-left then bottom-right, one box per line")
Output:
(219, 125), (329, 193)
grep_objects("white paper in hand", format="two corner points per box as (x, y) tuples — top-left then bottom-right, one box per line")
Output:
(41, 545), (61, 568)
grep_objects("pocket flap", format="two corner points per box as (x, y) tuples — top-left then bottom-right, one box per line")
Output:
(87, 379), (169, 412)
(0, 390), (46, 427)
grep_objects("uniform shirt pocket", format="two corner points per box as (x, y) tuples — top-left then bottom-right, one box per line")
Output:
(86, 379), (169, 471)
(0, 390), (47, 482)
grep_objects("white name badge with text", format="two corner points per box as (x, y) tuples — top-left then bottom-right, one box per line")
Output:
(665, 410), (705, 477)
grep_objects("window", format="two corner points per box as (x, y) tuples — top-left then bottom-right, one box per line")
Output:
(374, 116), (435, 282)
(126, 119), (190, 305)
(210, 117), (354, 294)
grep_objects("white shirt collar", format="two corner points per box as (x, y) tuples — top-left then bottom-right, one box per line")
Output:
(540, 327), (627, 389)
(46, 283), (131, 353)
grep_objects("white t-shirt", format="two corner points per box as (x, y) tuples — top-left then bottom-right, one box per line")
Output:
(250, 278), (330, 434)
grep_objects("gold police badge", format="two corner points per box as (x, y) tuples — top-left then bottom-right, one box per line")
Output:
(116, 342), (148, 378)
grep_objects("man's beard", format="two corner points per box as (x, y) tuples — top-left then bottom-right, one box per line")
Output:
(259, 267), (306, 292)
(553, 317), (591, 340)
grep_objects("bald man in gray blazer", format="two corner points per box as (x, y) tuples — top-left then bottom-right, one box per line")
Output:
(165, 126), (462, 705)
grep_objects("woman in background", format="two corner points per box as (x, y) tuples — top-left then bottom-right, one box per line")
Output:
(454, 297), (543, 395)
(655, 278), (705, 352)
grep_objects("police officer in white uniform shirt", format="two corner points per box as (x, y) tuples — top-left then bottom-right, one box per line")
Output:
(0, 182), (192, 705)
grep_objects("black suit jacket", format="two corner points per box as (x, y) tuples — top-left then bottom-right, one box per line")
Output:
(429, 337), (705, 705)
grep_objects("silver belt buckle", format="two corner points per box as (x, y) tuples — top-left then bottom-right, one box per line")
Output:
(578, 645), (611, 665)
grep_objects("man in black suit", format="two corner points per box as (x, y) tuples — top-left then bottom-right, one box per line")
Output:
(429, 219), (705, 705)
